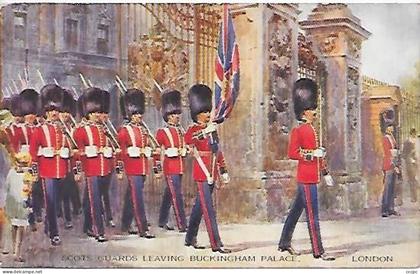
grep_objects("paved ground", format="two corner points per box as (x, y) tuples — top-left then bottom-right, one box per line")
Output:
(0, 201), (419, 269)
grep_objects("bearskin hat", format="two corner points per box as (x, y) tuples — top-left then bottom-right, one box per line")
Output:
(40, 84), (65, 113)
(292, 78), (318, 121)
(101, 89), (111, 114)
(188, 84), (212, 122)
(62, 89), (77, 117)
(1, 97), (12, 112)
(77, 93), (85, 118)
(120, 88), (145, 119)
(19, 89), (39, 116)
(161, 90), (182, 122)
(380, 108), (395, 134)
(9, 95), (23, 117)
(83, 87), (110, 115)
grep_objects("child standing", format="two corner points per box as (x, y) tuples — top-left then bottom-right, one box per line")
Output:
(4, 152), (33, 262)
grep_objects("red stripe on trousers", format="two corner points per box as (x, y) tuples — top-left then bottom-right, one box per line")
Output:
(166, 176), (182, 229)
(41, 179), (48, 229)
(86, 177), (98, 236)
(128, 176), (143, 233)
(197, 182), (217, 249)
(303, 184), (320, 256)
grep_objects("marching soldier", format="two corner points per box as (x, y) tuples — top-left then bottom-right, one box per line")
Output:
(278, 78), (335, 261)
(57, 89), (81, 229)
(73, 87), (115, 242)
(98, 111), (116, 228)
(117, 88), (155, 238)
(184, 84), (230, 253)
(155, 90), (188, 233)
(380, 108), (401, 217)
(29, 84), (71, 246)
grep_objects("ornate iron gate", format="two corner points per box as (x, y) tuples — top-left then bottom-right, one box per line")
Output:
(125, 4), (221, 222)
(297, 33), (327, 146)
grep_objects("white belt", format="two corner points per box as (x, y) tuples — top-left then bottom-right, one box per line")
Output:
(20, 145), (30, 154)
(127, 146), (152, 158)
(85, 145), (113, 158)
(165, 147), (187, 158)
(39, 147), (70, 159)
(390, 149), (399, 158)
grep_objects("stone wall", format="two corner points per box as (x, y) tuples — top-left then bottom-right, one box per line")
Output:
(1, 4), (120, 97)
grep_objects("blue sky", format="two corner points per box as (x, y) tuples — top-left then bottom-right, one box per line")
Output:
(299, 4), (420, 85)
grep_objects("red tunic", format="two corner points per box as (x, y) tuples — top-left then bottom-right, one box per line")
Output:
(117, 124), (150, 176)
(20, 123), (36, 147)
(73, 123), (114, 177)
(184, 124), (226, 182)
(382, 134), (397, 171)
(288, 123), (325, 184)
(29, 123), (69, 179)
(154, 126), (185, 175)
(5, 124), (23, 153)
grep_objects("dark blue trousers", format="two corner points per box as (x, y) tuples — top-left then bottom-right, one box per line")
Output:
(99, 175), (113, 223)
(41, 178), (62, 239)
(185, 181), (221, 250)
(158, 175), (187, 230)
(59, 172), (77, 222)
(83, 175), (109, 236)
(279, 183), (324, 257)
(29, 179), (43, 225)
(382, 170), (396, 214)
(121, 175), (148, 233)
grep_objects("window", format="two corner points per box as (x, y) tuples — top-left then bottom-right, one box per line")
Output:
(14, 13), (26, 48)
(97, 24), (109, 55)
(65, 18), (79, 50)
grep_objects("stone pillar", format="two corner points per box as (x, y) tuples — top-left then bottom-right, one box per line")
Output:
(217, 4), (300, 222)
(54, 4), (65, 52)
(300, 4), (371, 214)
(39, 4), (55, 52)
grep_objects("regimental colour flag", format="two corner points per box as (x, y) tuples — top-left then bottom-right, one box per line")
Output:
(214, 4), (240, 123)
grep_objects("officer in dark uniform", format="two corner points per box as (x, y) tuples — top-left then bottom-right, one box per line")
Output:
(184, 84), (230, 253)
(278, 78), (335, 261)
(155, 90), (188, 233)
(380, 108), (401, 217)
(117, 88), (155, 238)
(29, 84), (71, 246)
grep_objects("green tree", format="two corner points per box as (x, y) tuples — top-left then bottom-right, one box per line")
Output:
(399, 60), (420, 140)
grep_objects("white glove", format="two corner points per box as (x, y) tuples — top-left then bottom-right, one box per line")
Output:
(313, 147), (326, 158)
(323, 174), (334, 187)
(390, 149), (399, 158)
(203, 123), (217, 135)
(221, 173), (230, 184)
